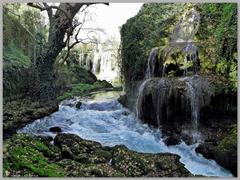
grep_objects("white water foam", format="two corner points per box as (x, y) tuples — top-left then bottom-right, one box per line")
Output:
(18, 92), (232, 177)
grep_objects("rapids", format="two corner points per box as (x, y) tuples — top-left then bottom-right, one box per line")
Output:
(18, 90), (232, 177)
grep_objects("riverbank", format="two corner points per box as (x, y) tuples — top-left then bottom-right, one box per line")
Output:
(3, 133), (192, 177)
(3, 80), (116, 139)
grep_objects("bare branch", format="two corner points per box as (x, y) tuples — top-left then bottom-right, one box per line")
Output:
(42, 3), (53, 20)
(27, 3), (45, 11)
(27, 3), (71, 20)
(62, 10), (89, 61)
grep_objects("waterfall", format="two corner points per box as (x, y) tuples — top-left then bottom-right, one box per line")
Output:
(145, 48), (159, 79)
(135, 79), (151, 119)
(92, 45), (120, 83)
(184, 78), (200, 129)
(180, 75), (213, 130)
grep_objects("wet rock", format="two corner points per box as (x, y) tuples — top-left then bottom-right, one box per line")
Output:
(195, 126), (237, 176)
(94, 80), (113, 89)
(75, 101), (82, 109)
(49, 127), (62, 133)
(214, 127), (237, 176)
(54, 133), (109, 164)
(195, 143), (215, 159)
(3, 99), (58, 139)
(37, 136), (53, 143)
(164, 135), (181, 146)
(112, 145), (192, 177)
(118, 95), (127, 107)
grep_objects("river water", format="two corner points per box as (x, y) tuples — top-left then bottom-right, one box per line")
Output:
(18, 90), (232, 177)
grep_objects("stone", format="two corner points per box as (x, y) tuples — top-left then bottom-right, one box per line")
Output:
(3, 133), (193, 177)
(164, 135), (181, 146)
(75, 101), (82, 109)
(49, 126), (62, 133)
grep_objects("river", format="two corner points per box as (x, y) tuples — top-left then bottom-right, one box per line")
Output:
(18, 90), (233, 177)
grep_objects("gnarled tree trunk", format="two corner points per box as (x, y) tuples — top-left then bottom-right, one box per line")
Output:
(29, 3), (90, 103)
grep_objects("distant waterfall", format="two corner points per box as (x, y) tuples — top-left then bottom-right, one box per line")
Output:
(79, 45), (120, 84)
(96, 50), (119, 82)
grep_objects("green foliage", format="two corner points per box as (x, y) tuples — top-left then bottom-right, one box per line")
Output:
(58, 83), (96, 101)
(216, 59), (228, 75)
(57, 81), (112, 101)
(3, 42), (31, 68)
(229, 62), (237, 91)
(3, 3), (47, 101)
(120, 3), (188, 89)
(216, 126), (237, 153)
(197, 3), (237, 77)
(4, 3), (42, 34)
(3, 42), (32, 101)
(121, 3), (237, 93)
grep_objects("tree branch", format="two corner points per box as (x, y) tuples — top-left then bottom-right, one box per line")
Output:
(27, 3), (71, 20)
(42, 3), (53, 21)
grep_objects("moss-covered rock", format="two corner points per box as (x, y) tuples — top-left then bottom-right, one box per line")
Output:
(195, 125), (237, 176)
(3, 134), (64, 177)
(54, 133), (111, 164)
(3, 133), (193, 177)
(57, 159), (124, 177)
(3, 99), (58, 139)
(112, 145), (192, 177)
(214, 126), (237, 176)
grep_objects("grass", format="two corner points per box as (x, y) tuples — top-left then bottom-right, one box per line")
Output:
(57, 81), (113, 101)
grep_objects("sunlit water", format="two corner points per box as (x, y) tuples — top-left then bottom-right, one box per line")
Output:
(18, 91), (232, 177)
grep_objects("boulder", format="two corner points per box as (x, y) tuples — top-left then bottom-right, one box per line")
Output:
(136, 75), (214, 128)
(164, 135), (181, 146)
(3, 133), (194, 177)
(75, 101), (82, 109)
(195, 126), (237, 176)
(49, 127), (62, 133)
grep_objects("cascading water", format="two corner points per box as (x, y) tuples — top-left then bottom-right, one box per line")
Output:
(18, 90), (232, 177)
(145, 48), (159, 79)
(184, 77), (200, 129)
(96, 50), (119, 82)
(79, 43), (120, 84)
(135, 79), (152, 120)
(136, 7), (203, 130)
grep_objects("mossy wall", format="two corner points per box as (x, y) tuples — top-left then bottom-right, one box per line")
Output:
(120, 3), (237, 94)
(3, 12), (34, 57)
(3, 11), (34, 102)
(120, 3), (186, 94)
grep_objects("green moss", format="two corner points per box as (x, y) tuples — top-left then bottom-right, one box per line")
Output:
(3, 133), (193, 177)
(3, 134), (64, 177)
(216, 126), (237, 153)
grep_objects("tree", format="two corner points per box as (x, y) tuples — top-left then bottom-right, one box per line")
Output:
(27, 3), (108, 103)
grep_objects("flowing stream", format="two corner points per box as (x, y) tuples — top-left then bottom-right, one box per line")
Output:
(18, 90), (232, 177)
